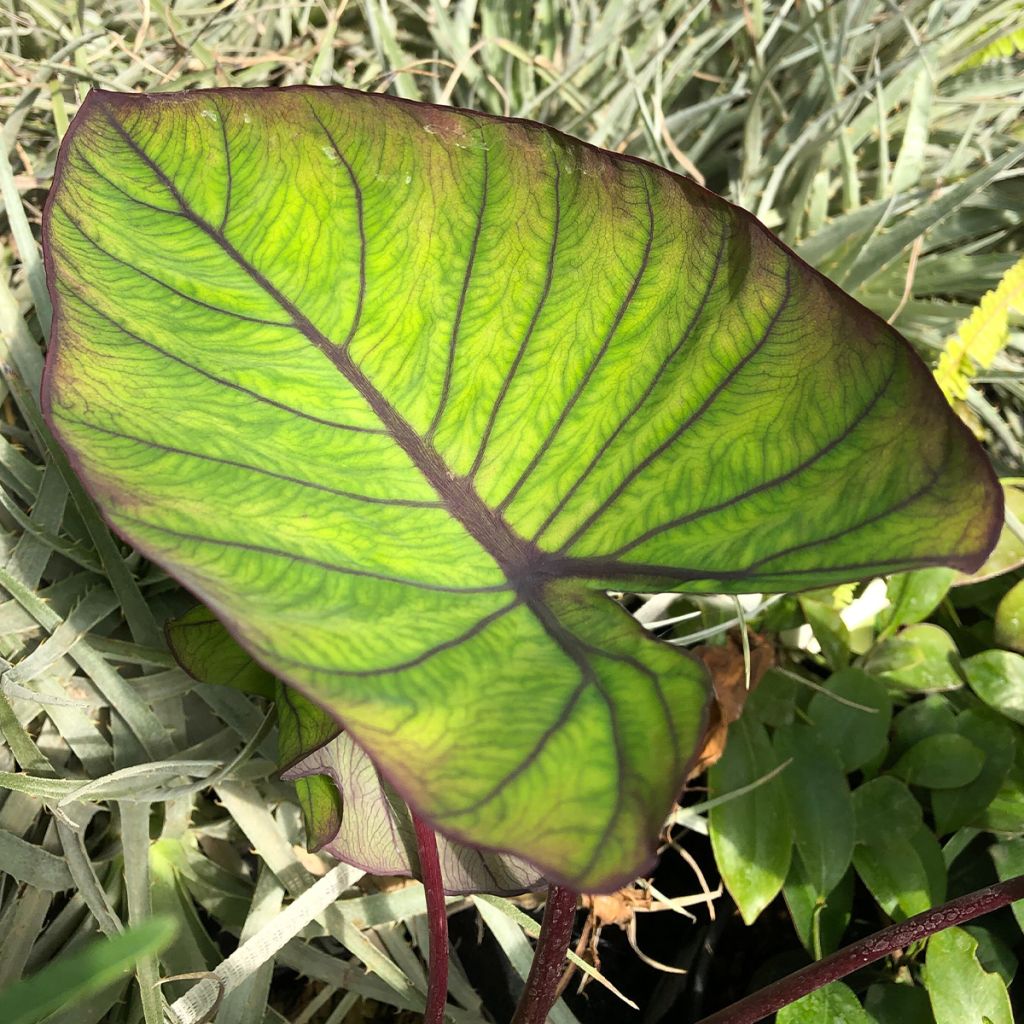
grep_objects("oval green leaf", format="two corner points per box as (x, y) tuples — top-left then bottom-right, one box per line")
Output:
(963, 649), (1024, 725)
(853, 776), (923, 843)
(774, 723), (855, 894)
(863, 984), (934, 1024)
(891, 695), (958, 756)
(709, 714), (792, 923)
(862, 623), (962, 692)
(926, 927), (1013, 1024)
(852, 829), (939, 920)
(994, 578), (1024, 652)
(976, 766), (1024, 834)
(42, 88), (1000, 890)
(878, 567), (956, 637)
(806, 667), (892, 772)
(961, 924), (1017, 988)
(782, 860), (853, 957)
(777, 982), (876, 1024)
(990, 838), (1024, 936)
(891, 733), (985, 789)
(852, 778), (943, 918)
(932, 710), (1015, 834)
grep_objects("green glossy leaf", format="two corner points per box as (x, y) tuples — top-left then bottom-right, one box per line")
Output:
(774, 724), (854, 893)
(961, 925), (1017, 988)
(709, 714), (791, 923)
(994, 578), (1024, 653)
(908, 825), (946, 907)
(878, 568), (956, 637)
(275, 680), (341, 771)
(167, 605), (276, 699)
(0, 917), (176, 1024)
(962, 649), (1024, 724)
(42, 88), (999, 888)
(777, 982), (876, 1024)
(933, 711), (1015, 834)
(782, 860), (853, 957)
(891, 696), (957, 756)
(864, 984), (935, 1024)
(862, 624), (962, 692)
(853, 776), (923, 842)
(976, 763), (1024, 835)
(925, 927), (1013, 1024)
(743, 666), (799, 727)
(806, 667), (892, 772)
(955, 483), (1024, 586)
(852, 777), (940, 918)
(989, 838), (1024, 935)
(852, 830), (936, 919)
(891, 734), (985, 789)
(292, 773), (343, 854)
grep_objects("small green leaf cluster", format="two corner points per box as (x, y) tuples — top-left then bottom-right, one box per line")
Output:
(705, 559), (1024, 1021)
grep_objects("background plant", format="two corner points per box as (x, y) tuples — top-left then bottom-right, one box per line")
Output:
(0, 2), (1021, 1023)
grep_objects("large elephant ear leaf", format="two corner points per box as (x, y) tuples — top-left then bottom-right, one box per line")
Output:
(42, 88), (1000, 891)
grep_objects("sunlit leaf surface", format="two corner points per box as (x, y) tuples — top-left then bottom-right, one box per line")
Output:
(43, 88), (999, 889)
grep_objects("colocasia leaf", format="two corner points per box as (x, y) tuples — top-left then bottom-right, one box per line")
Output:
(282, 730), (544, 895)
(167, 604), (277, 699)
(43, 88), (1000, 890)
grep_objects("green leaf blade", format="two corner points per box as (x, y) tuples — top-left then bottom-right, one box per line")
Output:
(777, 982), (876, 1024)
(932, 711), (1015, 834)
(709, 714), (792, 923)
(926, 927), (1014, 1024)
(962, 650), (1024, 725)
(43, 87), (1001, 889)
(891, 734), (985, 789)
(166, 605), (276, 699)
(774, 724), (855, 894)
(806, 668), (892, 773)
(0, 917), (176, 1024)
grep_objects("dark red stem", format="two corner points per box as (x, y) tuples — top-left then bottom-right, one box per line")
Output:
(696, 873), (1024, 1024)
(511, 885), (579, 1024)
(412, 812), (448, 1024)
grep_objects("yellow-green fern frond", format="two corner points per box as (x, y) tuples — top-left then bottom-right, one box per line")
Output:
(960, 25), (1024, 70)
(935, 256), (1024, 402)
(831, 582), (857, 610)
